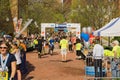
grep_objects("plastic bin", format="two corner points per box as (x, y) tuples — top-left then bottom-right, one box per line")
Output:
(85, 66), (95, 76)
(85, 66), (106, 76)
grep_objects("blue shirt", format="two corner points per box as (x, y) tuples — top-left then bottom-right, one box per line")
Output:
(49, 39), (54, 46)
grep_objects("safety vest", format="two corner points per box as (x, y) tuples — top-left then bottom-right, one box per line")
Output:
(104, 49), (114, 57)
(76, 43), (82, 50)
(33, 39), (38, 45)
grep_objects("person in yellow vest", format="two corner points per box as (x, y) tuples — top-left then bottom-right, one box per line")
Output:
(33, 38), (38, 50)
(75, 38), (85, 60)
(104, 49), (114, 57)
(60, 36), (68, 62)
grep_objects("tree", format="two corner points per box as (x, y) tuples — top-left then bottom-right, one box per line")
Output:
(70, 0), (120, 29)
(21, 0), (120, 34)
(0, 0), (14, 36)
(27, 0), (71, 34)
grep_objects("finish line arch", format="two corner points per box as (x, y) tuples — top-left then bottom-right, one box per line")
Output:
(41, 23), (81, 38)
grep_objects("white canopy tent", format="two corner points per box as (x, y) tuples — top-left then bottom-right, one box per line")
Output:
(93, 18), (120, 36)
(93, 18), (118, 36)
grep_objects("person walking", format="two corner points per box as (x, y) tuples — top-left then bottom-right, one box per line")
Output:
(93, 40), (104, 78)
(48, 37), (55, 56)
(60, 36), (68, 62)
(37, 37), (44, 58)
(68, 38), (72, 52)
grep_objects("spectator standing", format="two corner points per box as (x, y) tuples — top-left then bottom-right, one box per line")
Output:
(11, 43), (22, 80)
(0, 42), (16, 80)
(19, 40), (27, 74)
(93, 40), (104, 78)
(111, 40), (120, 77)
(33, 38), (38, 50)
(75, 39), (85, 60)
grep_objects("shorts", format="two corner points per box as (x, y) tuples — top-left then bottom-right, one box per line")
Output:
(17, 64), (21, 70)
(61, 49), (67, 55)
(49, 45), (54, 51)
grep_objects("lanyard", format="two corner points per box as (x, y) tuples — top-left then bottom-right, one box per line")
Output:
(0, 53), (9, 71)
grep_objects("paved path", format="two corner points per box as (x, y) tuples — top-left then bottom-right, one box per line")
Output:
(23, 48), (86, 80)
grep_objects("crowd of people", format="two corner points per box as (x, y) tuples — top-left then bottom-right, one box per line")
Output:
(92, 40), (120, 79)
(0, 32), (120, 79)
(0, 37), (28, 80)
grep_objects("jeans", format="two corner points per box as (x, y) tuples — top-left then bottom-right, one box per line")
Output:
(69, 44), (72, 51)
(111, 60), (119, 77)
(94, 59), (102, 77)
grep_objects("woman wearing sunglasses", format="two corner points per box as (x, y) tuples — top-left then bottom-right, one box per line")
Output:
(0, 42), (16, 80)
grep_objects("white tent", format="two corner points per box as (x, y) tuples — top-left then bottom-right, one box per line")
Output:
(93, 18), (118, 36)
(93, 18), (120, 36)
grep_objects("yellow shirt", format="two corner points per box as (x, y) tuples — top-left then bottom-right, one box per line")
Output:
(104, 50), (114, 57)
(33, 39), (38, 45)
(76, 43), (82, 50)
(112, 46), (120, 58)
(60, 39), (68, 49)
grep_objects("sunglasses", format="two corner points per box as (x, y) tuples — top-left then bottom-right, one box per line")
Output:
(0, 47), (7, 49)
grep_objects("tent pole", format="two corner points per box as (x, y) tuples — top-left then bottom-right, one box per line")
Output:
(100, 36), (102, 45)
(108, 37), (110, 46)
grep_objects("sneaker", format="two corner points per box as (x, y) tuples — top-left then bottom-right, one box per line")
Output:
(38, 54), (41, 58)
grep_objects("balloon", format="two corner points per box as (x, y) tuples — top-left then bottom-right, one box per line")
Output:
(82, 27), (87, 33)
(87, 27), (92, 34)
(83, 33), (89, 42)
(81, 32), (89, 42)
(81, 32), (85, 38)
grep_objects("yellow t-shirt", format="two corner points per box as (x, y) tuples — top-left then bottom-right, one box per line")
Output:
(104, 50), (114, 57)
(112, 46), (120, 58)
(33, 39), (38, 45)
(60, 39), (68, 49)
(76, 43), (82, 50)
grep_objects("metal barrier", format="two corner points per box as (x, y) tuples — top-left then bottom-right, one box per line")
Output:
(85, 55), (120, 79)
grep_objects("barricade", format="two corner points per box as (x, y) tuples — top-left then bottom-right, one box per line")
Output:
(85, 56), (120, 79)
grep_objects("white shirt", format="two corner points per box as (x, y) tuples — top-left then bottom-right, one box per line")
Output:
(93, 44), (104, 59)
(15, 49), (22, 65)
